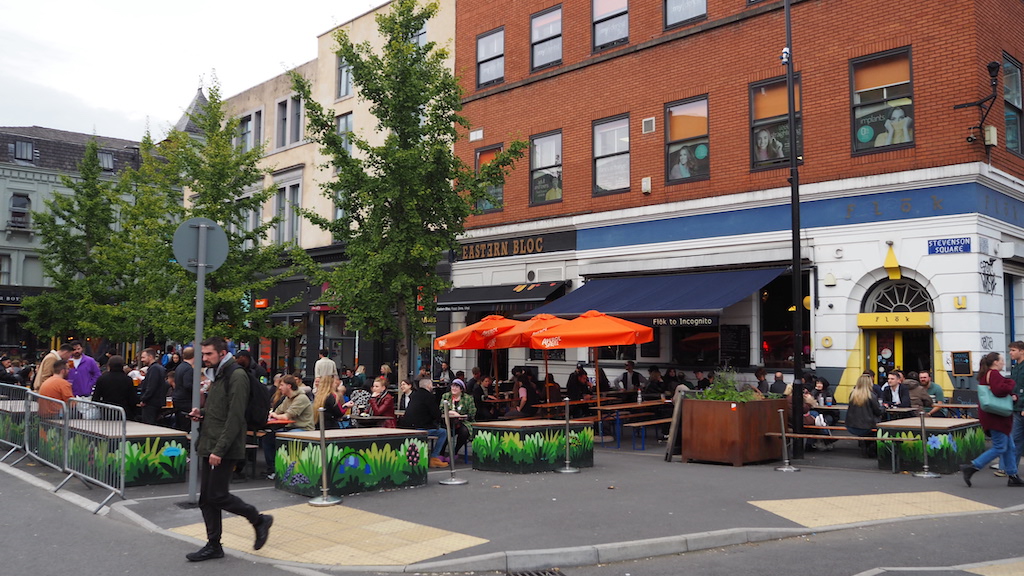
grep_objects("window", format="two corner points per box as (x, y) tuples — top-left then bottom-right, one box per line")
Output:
(477, 28), (504, 87)
(665, 97), (710, 182)
(336, 113), (353, 155)
(337, 58), (353, 99)
(276, 96), (303, 149)
(274, 182), (301, 244)
(750, 77), (801, 169)
(0, 255), (9, 285)
(9, 194), (30, 229)
(851, 49), (913, 153)
(593, 116), (629, 194)
(14, 141), (33, 161)
(530, 131), (562, 205)
(665, 0), (706, 28)
(1005, 56), (1022, 154)
(236, 111), (262, 152)
(593, 0), (628, 51)
(475, 145), (503, 212)
(411, 25), (427, 47)
(97, 152), (114, 171)
(531, 7), (562, 71)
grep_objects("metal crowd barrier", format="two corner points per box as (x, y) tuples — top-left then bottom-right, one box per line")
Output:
(55, 398), (127, 511)
(17, 391), (69, 473)
(0, 383), (29, 462)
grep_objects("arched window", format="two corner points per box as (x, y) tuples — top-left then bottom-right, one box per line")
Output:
(864, 279), (932, 313)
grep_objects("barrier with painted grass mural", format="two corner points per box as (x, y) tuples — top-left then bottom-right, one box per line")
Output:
(274, 436), (430, 497)
(472, 426), (594, 473)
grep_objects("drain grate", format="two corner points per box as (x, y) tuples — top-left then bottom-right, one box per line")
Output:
(507, 570), (564, 576)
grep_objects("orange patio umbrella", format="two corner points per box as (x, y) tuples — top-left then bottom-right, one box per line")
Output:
(434, 315), (523, 382)
(529, 310), (654, 407)
(492, 313), (569, 401)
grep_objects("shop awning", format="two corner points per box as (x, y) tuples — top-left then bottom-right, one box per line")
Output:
(436, 281), (570, 313)
(526, 268), (787, 318)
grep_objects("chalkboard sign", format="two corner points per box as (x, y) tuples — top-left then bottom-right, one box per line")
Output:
(951, 351), (973, 376)
(719, 325), (750, 368)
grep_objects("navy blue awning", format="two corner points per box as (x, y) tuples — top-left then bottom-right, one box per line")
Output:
(526, 268), (787, 318)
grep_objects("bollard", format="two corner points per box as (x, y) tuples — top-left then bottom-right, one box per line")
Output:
(556, 396), (580, 474)
(308, 408), (342, 506)
(912, 409), (940, 479)
(774, 408), (800, 472)
(439, 400), (467, 486)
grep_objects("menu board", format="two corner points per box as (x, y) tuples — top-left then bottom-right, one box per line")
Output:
(951, 351), (972, 376)
(719, 325), (750, 368)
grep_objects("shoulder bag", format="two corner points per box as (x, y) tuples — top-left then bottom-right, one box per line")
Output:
(977, 371), (1014, 417)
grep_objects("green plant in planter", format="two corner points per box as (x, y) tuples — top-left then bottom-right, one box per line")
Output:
(700, 371), (760, 402)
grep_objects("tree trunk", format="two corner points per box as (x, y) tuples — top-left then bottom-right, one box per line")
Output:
(396, 303), (410, 382)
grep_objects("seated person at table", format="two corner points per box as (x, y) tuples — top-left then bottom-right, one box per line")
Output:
(366, 377), (396, 427)
(903, 372), (933, 411)
(38, 357), (74, 418)
(440, 379), (476, 460)
(397, 379), (448, 468)
(918, 369), (946, 416)
(543, 373), (561, 403)
(645, 366), (669, 398)
(810, 377), (830, 405)
(567, 370), (592, 401)
(472, 375), (499, 420)
(881, 371), (912, 409)
(313, 374), (351, 430)
(92, 355), (138, 421)
(846, 374), (884, 456)
(504, 374), (539, 419)
(693, 369), (712, 391)
(262, 375), (314, 478)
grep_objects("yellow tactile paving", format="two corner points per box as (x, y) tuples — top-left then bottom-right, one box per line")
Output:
(967, 560), (1024, 576)
(170, 503), (488, 566)
(749, 491), (997, 528)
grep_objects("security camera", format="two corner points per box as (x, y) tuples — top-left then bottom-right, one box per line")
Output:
(966, 134), (977, 143)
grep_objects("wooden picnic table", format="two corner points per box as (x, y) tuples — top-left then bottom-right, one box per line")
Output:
(591, 400), (673, 449)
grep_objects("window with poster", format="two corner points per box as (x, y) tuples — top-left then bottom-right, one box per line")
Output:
(750, 77), (801, 170)
(665, 96), (709, 183)
(851, 48), (914, 154)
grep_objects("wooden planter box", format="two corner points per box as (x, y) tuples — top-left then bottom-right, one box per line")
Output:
(680, 398), (789, 466)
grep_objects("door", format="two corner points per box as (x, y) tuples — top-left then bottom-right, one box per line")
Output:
(867, 329), (932, 385)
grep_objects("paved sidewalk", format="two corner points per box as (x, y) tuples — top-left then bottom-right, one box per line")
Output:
(5, 442), (1024, 573)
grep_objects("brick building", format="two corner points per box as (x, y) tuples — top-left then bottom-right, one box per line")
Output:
(448, 0), (1024, 398)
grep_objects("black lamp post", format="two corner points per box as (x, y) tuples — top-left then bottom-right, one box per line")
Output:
(782, 0), (804, 458)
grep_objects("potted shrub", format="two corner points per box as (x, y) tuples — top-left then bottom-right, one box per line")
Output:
(679, 371), (790, 466)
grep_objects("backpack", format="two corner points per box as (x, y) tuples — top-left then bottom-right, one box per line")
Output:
(225, 362), (271, 430)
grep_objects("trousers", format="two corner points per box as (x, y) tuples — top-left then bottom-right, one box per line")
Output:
(199, 457), (260, 544)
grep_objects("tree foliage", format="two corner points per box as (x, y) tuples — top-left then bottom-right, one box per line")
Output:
(24, 83), (304, 346)
(292, 0), (525, 377)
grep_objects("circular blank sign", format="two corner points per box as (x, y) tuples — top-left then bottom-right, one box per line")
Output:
(172, 217), (229, 273)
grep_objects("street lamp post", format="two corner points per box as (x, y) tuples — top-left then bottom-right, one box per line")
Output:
(782, 0), (804, 458)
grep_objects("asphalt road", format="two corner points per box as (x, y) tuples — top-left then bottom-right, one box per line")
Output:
(0, 478), (292, 576)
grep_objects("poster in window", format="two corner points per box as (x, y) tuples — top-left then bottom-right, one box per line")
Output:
(532, 169), (562, 203)
(752, 121), (801, 168)
(855, 102), (914, 152)
(667, 140), (709, 181)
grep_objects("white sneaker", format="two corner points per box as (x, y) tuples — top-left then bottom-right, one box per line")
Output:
(991, 462), (1001, 470)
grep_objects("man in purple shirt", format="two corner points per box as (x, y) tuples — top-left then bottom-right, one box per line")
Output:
(68, 340), (101, 397)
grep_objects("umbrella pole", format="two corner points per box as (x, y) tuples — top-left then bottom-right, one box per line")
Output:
(544, 350), (550, 402)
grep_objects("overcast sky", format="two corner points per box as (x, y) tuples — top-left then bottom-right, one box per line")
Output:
(0, 0), (385, 142)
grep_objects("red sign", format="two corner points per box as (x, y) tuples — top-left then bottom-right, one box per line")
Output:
(254, 298), (269, 309)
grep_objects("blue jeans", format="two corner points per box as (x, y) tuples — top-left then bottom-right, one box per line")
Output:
(425, 427), (448, 458)
(1013, 412), (1024, 465)
(972, 429), (1018, 476)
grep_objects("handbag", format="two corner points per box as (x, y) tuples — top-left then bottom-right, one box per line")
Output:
(977, 382), (1014, 417)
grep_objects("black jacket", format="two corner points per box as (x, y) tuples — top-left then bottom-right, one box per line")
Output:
(398, 387), (441, 429)
(140, 362), (168, 406)
(92, 371), (137, 420)
(881, 384), (911, 408)
(846, 394), (883, 430)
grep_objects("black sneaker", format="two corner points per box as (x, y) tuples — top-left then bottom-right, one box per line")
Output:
(1008, 474), (1024, 487)
(186, 543), (224, 562)
(960, 463), (978, 487)
(253, 514), (273, 550)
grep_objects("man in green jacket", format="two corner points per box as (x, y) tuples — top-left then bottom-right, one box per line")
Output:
(1010, 342), (1024, 474)
(185, 337), (273, 562)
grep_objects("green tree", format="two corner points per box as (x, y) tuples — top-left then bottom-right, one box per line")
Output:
(155, 82), (303, 343)
(292, 0), (525, 377)
(23, 139), (121, 339)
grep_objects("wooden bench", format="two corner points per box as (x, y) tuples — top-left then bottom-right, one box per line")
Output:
(622, 418), (674, 451)
(765, 431), (919, 473)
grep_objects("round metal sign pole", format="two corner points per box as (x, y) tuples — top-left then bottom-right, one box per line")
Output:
(173, 217), (229, 505)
